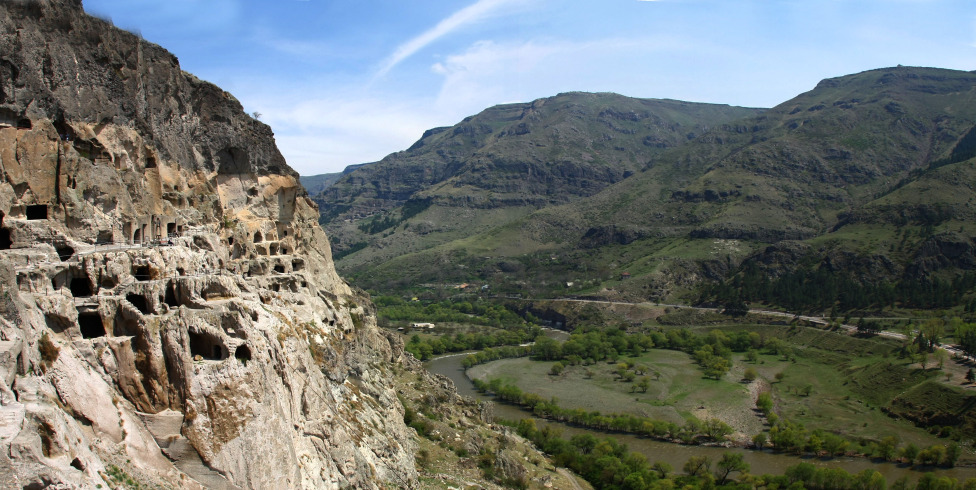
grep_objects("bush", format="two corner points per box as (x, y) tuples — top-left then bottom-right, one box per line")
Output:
(38, 333), (59, 372)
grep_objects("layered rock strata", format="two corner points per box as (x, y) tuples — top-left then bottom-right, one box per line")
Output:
(0, 0), (417, 487)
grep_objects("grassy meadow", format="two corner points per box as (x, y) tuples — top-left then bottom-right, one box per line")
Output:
(468, 322), (976, 461)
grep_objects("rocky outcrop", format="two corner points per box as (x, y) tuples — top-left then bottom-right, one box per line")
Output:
(0, 1), (417, 488)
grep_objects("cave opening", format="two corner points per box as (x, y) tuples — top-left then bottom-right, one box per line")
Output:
(235, 345), (251, 363)
(78, 312), (105, 339)
(167, 222), (176, 236)
(25, 204), (47, 220)
(69, 277), (93, 297)
(273, 264), (285, 274)
(55, 244), (74, 261)
(253, 231), (263, 243)
(126, 293), (151, 315)
(292, 259), (304, 271)
(164, 282), (180, 308)
(0, 211), (8, 250)
(132, 265), (151, 281)
(189, 331), (226, 360)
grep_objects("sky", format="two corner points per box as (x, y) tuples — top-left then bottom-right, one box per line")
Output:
(82, 0), (976, 176)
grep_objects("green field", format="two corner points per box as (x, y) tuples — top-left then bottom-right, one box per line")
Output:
(469, 322), (976, 462)
(469, 349), (759, 435)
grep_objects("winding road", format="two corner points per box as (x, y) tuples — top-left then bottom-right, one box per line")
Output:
(515, 297), (972, 361)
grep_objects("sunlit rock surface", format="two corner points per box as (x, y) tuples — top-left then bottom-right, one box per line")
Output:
(0, 1), (417, 487)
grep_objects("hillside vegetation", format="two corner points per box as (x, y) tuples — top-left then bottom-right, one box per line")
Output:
(312, 67), (976, 316)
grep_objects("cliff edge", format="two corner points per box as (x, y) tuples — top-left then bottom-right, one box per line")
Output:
(0, 0), (418, 487)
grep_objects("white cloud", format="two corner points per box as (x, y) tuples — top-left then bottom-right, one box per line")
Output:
(373, 0), (522, 80)
(429, 37), (689, 113)
(249, 91), (447, 175)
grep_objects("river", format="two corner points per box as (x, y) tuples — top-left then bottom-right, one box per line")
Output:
(425, 352), (976, 483)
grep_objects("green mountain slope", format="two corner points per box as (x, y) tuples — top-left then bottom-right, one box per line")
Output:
(299, 172), (343, 195)
(319, 67), (976, 310)
(312, 93), (762, 265)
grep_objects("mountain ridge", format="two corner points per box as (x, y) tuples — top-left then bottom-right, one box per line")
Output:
(312, 66), (976, 308)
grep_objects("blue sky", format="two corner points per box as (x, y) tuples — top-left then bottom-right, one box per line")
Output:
(83, 0), (976, 176)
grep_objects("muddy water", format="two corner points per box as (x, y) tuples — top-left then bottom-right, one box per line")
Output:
(425, 353), (976, 483)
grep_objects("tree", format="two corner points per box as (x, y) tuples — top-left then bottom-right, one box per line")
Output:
(683, 455), (711, 477)
(722, 298), (748, 317)
(801, 384), (813, 397)
(877, 436), (898, 461)
(900, 443), (920, 464)
(704, 357), (730, 380)
(756, 392), (773, 415)
(774, 371), (786, 383)
(615, 363), (630, 379)
(752, 432), (767, 450)
(944, 443), (962, 467)
(957, 323), (976, 357)
(934, 349), (948, 370)
(532, 336), (562, 361)
(745, 349), (759, 363)
(921, 318), (945, 349)
(637, 377), (651, 393)
(651, 461), (672, 479)
(822, 433), (849, 456)
(743, 367), (758, 382)
(715, 452), (749, 484)
(549, 362), (565, 376)
(967, 368), (975, 384)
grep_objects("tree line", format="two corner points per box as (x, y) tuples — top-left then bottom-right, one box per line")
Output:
(512, 418), (972, 489)
(475, 378), (732, 445)
(704, 261), (976, 313)
(376, 296), (532, 327)
(405, 328), (538, 361)
(525, 326), (771, 379)
(755, 392), (962, 468)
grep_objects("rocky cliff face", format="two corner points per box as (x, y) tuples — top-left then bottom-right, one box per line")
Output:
(0, 1), (418, 487)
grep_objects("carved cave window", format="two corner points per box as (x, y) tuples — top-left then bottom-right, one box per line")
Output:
(189, 331), (226, 361)
(25, 205), (47, 220)
(69, 277), (93, 297)
(132, 265), (151, 281)
(126, 293), (151, 315)
(235, 345), (251, 362)
(78, 312), (105, 339)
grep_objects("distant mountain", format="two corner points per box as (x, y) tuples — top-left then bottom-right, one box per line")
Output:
(310, 92), (762, 272)
(314, 67), (976, 311)
(300, 172), (343, 195)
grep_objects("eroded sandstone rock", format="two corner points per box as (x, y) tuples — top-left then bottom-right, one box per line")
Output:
(0, 1), (417, 487)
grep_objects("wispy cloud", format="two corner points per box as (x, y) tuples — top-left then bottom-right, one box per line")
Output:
(373, 0), (520, 80)
(245, 87), (448, 174)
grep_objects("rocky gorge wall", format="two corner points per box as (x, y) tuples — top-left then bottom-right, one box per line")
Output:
(0, 0), (418, 487)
